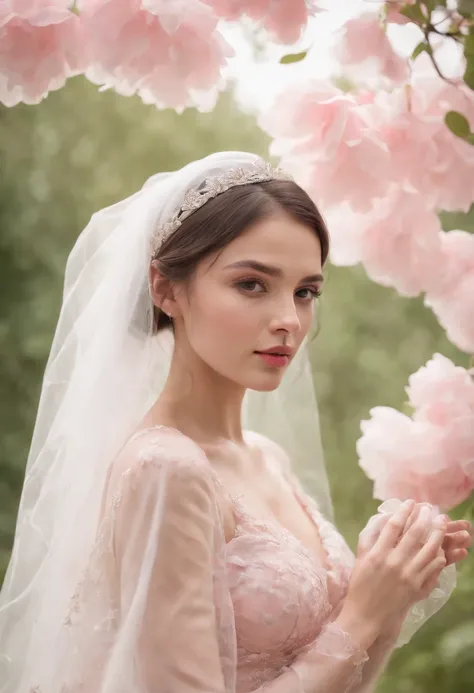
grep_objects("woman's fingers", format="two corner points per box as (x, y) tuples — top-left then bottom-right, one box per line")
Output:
(358, 513), (391, 554)
(443, 529), (473, 551)
(419, 557), (446, 598)
(445, 519), (473, 535)
(445, 547), (469, 565)
(418, 552), (446, 587)
(372, 499), (416, 554)
(407, 518), (447, 572)
(391, 505), (436, 560)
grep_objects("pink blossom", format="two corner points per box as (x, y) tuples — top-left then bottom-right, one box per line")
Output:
(384, 0), (415, 25)
(357, 406), (474, 511)
(0, 0), (84, 106)
(370, 89), (440, 204)
(80, 0), (233, 112)
(359, 80), (474, 212)
(407, 353), (474, 419)
(259, 82), (392, 213)
(357, 188), (443, 296)
(324, 188), (443, 296)
(202, 0), (320, 44)
(334, 12), (409, 86)
(424, 231), (474, 354)
(407, 355), (474, 478)
(411, 76), (474, 213)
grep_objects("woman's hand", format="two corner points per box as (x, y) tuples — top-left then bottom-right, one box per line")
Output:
(341, 500), (449, 643)
(441, 517), (472, 565)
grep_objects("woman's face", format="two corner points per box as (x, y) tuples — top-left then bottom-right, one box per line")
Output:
(173, 211), (323, 392)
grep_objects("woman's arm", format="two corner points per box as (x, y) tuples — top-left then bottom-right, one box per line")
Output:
(350, 628), (400, 693)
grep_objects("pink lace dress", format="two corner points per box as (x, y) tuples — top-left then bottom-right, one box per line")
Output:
(39, 425), (454, 693)
(224, 477), (355, 692)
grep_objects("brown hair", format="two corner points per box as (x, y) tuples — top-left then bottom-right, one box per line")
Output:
(151, 179), (329, 332)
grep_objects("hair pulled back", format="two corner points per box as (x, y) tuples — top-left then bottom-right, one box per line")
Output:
(151, 179), (329, 332)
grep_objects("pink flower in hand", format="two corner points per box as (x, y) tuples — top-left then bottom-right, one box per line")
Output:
(334, 12), (409, 85)
(0, 0), (84, 106)
(424, 231), (474, 354)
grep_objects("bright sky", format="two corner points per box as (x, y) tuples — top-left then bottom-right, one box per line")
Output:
(222, 0), (461, 114)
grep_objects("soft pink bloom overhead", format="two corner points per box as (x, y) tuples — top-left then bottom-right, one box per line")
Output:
(334, 12), (409, 86)
(424, 231), (474, 354)
(0, 0), (84, 106)
(367, 81), (474, 212)
(260, 82), (392, 213)
(355, 188), (443, 297)
(412, 78), (474, 213)
(384, 0), (415, 24)
(80, 0), (233, 111)
(202, 0), (321, 43)
(357, 405), (474, 511)
(319, 187), (443, 296)
(371, 89), (440, 204)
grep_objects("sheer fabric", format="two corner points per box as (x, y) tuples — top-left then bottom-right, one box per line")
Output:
(20, 426), (455, 693)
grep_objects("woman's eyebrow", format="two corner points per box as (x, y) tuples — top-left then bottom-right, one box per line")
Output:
(224, 260), (323, 283)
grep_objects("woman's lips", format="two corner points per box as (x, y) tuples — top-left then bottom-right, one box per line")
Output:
(255, 352), (290, 368)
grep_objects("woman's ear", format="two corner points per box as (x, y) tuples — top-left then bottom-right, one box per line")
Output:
(149, 261), (181, 319)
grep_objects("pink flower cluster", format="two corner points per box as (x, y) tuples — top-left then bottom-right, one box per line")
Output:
(425, 231), (474, 354)
(0, 0), (321, 109)
(334, 12), (409, 86)
(357, 354), (474, 511)
(259, 14), (474, 353)
(79, 0), (233, 112)
(384, 0), (415, 25)
(202, 0), (322, 44)
(0, 0), (84, 106)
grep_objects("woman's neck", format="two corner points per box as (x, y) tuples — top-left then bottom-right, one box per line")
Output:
(147, 347), (246, 445)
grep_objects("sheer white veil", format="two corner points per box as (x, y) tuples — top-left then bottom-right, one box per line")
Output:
(0, 151), (332, 690)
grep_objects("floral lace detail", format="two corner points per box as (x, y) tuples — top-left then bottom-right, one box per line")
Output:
(221, 490), (356, 692)
(150, 159), (293, 256)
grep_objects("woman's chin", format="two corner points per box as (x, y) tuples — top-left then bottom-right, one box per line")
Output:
(245, 373), (285, 393)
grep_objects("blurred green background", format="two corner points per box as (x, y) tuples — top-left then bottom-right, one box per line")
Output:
(1, 76), (474, 692)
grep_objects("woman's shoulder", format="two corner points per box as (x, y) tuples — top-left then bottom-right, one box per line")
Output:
(111, 425), (215, 491)
(243, 429), (291, 473)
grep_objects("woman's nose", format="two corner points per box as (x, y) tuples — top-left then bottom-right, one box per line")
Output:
(269, 302), (301, 335)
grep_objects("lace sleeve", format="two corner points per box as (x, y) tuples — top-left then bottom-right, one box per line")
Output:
(111, 437), (233, 693)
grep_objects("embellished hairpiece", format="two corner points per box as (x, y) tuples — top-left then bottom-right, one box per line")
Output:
(150, 159), (293, 257)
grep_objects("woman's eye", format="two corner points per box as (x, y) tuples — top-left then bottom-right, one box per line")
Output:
(237, 279), (266, 293)
(296, 287), (321, 300)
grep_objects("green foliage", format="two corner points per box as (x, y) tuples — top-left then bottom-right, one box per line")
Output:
(400, 3), (427, 23)
(445, 109), (474, 144)
(411, 41), (433, 60)
(280, 50), (308, 64)
(1, 76), (474, 693)
(398, 2), (474, 135)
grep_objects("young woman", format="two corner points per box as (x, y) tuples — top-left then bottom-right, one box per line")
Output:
(0, 152), (470, 693)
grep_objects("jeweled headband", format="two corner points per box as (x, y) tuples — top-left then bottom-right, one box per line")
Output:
(150, 159), (293, 258)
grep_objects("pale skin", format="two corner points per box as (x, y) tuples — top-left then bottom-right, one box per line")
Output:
(147, 210), (472, 652)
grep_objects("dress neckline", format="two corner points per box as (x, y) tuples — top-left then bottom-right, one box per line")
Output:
(227, 484), (332, 573)
(129, 424), (333, 573)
